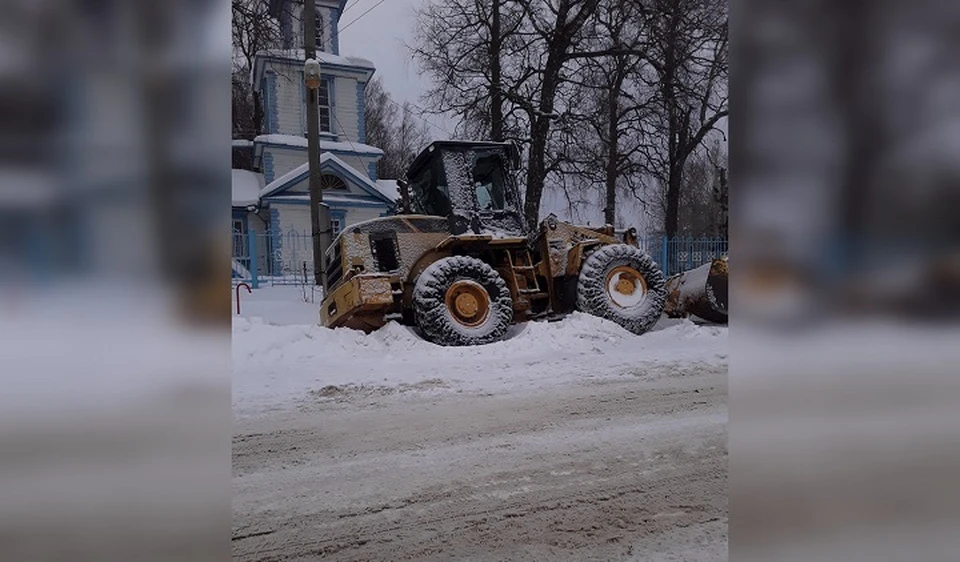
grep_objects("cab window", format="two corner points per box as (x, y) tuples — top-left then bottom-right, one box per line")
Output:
(408, 159), (451, 217)
(472, 153), (506, 211)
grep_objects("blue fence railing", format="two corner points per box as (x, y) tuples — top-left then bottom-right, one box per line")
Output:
(232, 230), (727, 288)
(232, 229), (319, 289)
(658, 236), (728, 277)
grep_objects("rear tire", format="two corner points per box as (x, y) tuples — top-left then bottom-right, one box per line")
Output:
(577, 244), (667, 335)
(413, 256), (513, 346)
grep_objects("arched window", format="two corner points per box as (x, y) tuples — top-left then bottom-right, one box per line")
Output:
(296, 4), (326, 51)
(320, 174), (346, 190)
(314, 8), (325, 51)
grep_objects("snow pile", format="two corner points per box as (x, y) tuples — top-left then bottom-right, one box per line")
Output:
(233, 286), (727, 416)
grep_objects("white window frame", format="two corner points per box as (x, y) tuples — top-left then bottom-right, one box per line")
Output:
(317, 78), (332, 134)
(331, 217), (343, 237)
(296, 5), (326, 52)
(315, 9), (325, 52)
(232, 219), (246, 257)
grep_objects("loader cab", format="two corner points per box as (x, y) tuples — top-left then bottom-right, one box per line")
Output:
(404, 141), (526, 236)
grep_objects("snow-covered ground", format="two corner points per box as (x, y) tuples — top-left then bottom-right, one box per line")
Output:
(232, 284), (728, 561)
(232, 284), (727, 417)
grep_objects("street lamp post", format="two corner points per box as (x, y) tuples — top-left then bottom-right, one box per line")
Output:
(303, 0), (330, 291)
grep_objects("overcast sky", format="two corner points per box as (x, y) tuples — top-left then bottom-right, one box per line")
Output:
(338, 0), (458, 141)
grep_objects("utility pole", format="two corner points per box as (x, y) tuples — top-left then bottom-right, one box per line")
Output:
(303, 0), (331, 289)
(490, 0), (503, 142)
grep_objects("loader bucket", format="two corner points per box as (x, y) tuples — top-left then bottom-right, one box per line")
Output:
(664, 256), (728, 323)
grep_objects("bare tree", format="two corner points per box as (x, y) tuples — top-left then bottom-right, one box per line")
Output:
(635, 0), (728, 238)
(512, 0), (604, 232)
(557, 0), (652, 227)
(414, 0), (608, 231)
(649, 141), (726, 237)
(395, 103), (432, 176)
(232, 0), (282, 139)
(413, 0), (726, 236)
(412, 0), (529, 143)
(364, 76), (399, 176)
(365, 77), (430, 179)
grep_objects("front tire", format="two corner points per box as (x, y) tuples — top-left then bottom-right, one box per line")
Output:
(413, 256), (513, 346)
(576, 244), (667, 335)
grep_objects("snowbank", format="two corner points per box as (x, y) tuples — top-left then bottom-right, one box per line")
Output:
(232, 288), (727, 416)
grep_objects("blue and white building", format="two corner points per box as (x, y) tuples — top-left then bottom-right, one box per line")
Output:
(232, 0), (398, 278)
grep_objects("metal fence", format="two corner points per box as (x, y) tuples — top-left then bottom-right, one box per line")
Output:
(232, 230), (727, 288)
(657, 236), (728, 277)
(232, 229), (316, 288)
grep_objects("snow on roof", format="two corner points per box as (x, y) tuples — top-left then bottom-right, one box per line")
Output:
(261, 193), (390, 208)
(259, 153), (391, 204)
(259, 162), (307, 199)
(254, 134), (384, 156)
(232, 169), (264, 207)
(232, 139), (254, 148)
(255, 49), (375, 70)
(376, 179), (400, 202)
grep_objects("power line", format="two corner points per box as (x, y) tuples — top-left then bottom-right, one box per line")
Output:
(338, 0), (388, 34)
(329, 110), (369, 171)
(339, 0), (357, 16)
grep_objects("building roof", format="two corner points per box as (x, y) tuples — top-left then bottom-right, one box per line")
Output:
(254, 134), (384, 156)
(251, 49), (376, 89)
(255, 49), (375, 70)
(259, 153), (394, 205)
(261, 193), (389, 208)
(232, 169), (264, 207)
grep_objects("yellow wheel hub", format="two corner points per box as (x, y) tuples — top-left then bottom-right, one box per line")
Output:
(605, 265), (648, 308)
(445, 280), (491, 327)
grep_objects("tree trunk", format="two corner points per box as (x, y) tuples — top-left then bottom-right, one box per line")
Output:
(523, 59), (562, 232)
(604, 64), (626, 227)
(662, 2), (681, 238)
(665, 164), (682, 237)
(522, 0), (582, 234)
(717, 167), (728, 238)
(524, 115), (550, 232)
(489, 0), (504, 142)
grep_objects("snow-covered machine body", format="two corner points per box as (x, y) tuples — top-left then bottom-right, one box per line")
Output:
(320, 141), (668, 346)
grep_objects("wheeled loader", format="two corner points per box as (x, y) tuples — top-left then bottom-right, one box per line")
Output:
(319, 141), (669, 346)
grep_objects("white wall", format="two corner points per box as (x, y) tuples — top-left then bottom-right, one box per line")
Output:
(333, 76), (361, 142)
(274, 204), (384, 234)
(344, 206), (384, 225)
(265, 145), (378, 183)
(272, 66), (304, 137)
(267, 61), (365, 144)
(271, 203), (386, 272)
(268, 147), (308, 179)
(329, 151), (376, 178)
